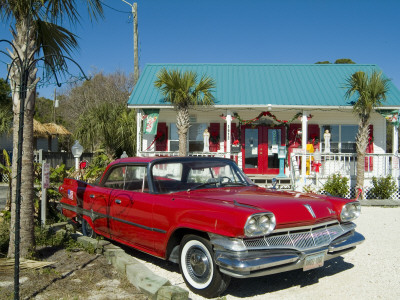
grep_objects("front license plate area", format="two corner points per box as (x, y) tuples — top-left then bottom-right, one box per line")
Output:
(303, 252), (325, 271)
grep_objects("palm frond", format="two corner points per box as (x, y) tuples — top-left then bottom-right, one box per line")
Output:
(344, 70), (390, 117)
(35, 19), (78, 74)
(45, 0), (103, 24)
(154, 68), (216, 108)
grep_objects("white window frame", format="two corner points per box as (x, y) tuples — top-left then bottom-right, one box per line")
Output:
(321, 124), (358, 153)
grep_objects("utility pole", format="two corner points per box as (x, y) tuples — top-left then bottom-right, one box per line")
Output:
(121, 1), (139, 83)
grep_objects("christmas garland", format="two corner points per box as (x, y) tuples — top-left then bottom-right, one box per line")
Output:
(232, 111), (312, 126)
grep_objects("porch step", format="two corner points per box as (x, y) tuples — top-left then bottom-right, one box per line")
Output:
(247, 175), (292, 190)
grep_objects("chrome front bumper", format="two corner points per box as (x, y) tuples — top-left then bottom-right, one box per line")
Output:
(210, 222), (365, 278)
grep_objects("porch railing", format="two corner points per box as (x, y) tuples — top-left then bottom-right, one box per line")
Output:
(139, 151), (239, 161)
(290, 152), (400, 181)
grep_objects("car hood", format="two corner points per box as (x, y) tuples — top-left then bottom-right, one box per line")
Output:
(187, 186), (344, 227)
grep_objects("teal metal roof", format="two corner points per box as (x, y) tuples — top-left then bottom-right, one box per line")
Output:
(127, 64), (400, 108)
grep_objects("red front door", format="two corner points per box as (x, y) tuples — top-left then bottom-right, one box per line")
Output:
(241, 125), (285, 175)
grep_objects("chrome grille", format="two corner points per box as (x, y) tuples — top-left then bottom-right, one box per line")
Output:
(243, 222), (355, 251)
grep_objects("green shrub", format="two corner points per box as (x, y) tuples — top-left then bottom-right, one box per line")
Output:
(323, 173), (349, 198)
(369, 175), (397, 199)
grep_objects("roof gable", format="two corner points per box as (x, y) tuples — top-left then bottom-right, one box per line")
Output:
(128, 63), (400, 108)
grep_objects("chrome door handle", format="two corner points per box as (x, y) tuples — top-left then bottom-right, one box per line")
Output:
(89, 194), (95, 198)
(115, 199), (121, 204)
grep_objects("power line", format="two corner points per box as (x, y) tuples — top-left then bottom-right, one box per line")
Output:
(100, 0), (131, 14)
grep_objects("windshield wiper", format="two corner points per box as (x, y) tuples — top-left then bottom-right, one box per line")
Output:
(221, 182), (247, 186)
(188, 179), (219, 191)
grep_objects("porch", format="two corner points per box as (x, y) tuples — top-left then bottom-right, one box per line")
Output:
(138, 150), (400, 199)
(290, 152), (400, 199)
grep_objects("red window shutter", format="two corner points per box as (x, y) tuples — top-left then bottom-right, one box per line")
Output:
(308, 124), (320, 150)
(209, 123), (220, 152)
(155, 122), (168, 151)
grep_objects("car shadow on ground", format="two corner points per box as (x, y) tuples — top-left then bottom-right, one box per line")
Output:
(119, 243), (181, 273)
(226, 257), (354, 297)
(117, 240), (354, 298)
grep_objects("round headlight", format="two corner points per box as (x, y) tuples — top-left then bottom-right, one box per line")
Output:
(244, 213), (276, 237)
(340, 201), (361, 222)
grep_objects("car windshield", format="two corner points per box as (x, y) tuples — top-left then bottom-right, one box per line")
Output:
(151, 159), (252, 193)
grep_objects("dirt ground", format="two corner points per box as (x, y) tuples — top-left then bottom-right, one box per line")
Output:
(0, 246), (147, 300)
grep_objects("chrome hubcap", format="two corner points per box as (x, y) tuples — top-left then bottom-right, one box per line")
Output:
(186, 247), (211, 283)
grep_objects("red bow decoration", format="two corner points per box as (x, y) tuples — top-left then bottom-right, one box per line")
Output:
(312, 162), (322, 173)
(355, 188), (363, 200)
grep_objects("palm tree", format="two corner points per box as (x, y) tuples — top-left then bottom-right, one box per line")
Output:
(75, 102), (136, 157)
(0, 0), (103, 258)
(154, 68), (216, 156)
(344, 70), (390, 198)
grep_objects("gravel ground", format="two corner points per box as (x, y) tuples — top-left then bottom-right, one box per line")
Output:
(0, 248), (146, 300)
(128, 206), (400, 300)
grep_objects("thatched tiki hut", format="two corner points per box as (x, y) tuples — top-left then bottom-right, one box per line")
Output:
(33, 120), (71, 151)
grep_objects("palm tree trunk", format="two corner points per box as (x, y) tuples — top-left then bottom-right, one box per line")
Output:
(355, 120), (370, 199)
(176, 106), (190, 156)
(7, 19), (38, 258)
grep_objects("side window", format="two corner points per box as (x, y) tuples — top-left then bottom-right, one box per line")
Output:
(124, 166), (147, 191)
(103, 167), (125, 189)
(103, 165), (147, 191)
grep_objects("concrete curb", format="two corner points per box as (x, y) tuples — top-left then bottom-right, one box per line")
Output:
(72, 234), (189, 300)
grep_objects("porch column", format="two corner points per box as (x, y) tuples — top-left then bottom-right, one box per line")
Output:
(226, 110), (232, 158)
(301, 111), (308, 182)
(136, 109), (142, 156)
(393, 125), (398, 155)
(392, 125), (398, 178)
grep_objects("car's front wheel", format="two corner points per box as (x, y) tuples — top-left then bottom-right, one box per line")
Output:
(179, 235), (231, 298)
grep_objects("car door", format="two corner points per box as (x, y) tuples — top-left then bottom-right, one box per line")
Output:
(83, 184), (113, 238)
(107, 165), (156, 252)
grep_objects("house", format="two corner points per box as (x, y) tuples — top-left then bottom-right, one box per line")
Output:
(127, 64), (400, 198)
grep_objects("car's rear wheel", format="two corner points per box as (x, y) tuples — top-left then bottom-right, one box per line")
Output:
(179, 235), (231, 298)
(82, 218), (97, 238)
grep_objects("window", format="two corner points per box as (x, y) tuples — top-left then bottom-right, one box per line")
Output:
(341, 125), (358, 153)
(169, 123), (208, 152)
(169, 123), (179, 152)
(103, 165), (147, 191)
(151, 159), (250, 193)
(189, 123), (207, 152)
(321, 125), (358, 153)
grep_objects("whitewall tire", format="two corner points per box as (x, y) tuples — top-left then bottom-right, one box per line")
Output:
(179, 235), (231, 298)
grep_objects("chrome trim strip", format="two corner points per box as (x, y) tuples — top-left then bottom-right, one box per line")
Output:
(60, 202), (167, 234)
(303, 204), (316, 218)
(272, 220), (339, 233)
(242, 223), (356, 251)
(217, 232), (365, 278)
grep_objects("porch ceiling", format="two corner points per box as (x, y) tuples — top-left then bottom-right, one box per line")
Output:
(128, 63), (400, 108)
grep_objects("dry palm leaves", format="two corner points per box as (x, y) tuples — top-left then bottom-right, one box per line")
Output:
(0, 258), (55, 274)
(33, 120), (71, 137)
(43, 123), (71, 136)
(33, 119), (49, 137)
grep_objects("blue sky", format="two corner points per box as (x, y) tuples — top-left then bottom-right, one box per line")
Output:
(1, 0), (399, 99)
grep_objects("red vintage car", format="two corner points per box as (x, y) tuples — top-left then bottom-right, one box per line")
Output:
(59, 156), (364, 298)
